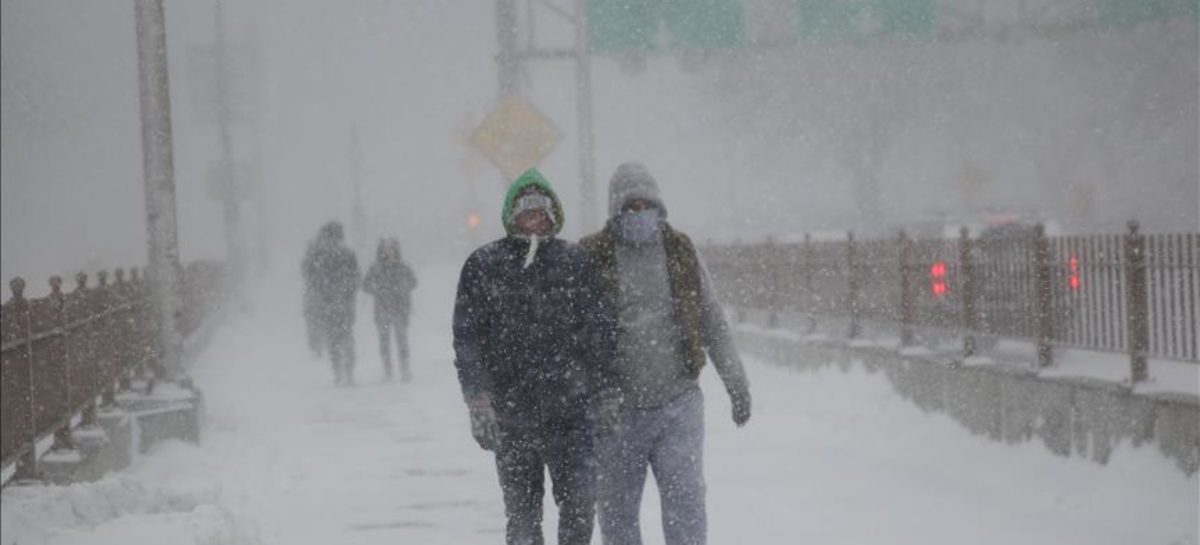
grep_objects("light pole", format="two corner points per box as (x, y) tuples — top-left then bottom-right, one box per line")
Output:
(494, 0), (600, 232)
(214, 0), (244, 294)
(134, 0), (183, 380)
(349, 124), (367, 253)
(574, 0), (598, 231)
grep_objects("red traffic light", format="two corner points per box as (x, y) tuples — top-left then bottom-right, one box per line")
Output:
(930, 260), (948, 297)
(930, 261), (947, 278)
(1068, 254), (1081, 290)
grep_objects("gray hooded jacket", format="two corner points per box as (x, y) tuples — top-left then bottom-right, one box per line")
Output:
(589, 163), (749, 409)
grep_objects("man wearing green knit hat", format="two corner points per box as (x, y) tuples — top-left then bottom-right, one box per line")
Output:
(453, 168), (618, 545)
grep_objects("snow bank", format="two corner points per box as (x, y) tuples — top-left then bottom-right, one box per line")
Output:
(704, 357), (1200, 545)
(0, 441), (260, 545)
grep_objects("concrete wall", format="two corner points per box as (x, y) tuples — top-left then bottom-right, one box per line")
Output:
(736, 327), (1200, 475)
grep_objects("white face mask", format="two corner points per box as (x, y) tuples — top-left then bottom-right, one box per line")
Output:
(617, 209), (661, 243)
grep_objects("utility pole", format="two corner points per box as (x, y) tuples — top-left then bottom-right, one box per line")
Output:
(574, 0), (598, 231)
(214, 0), (243, 294)
(246, 29), (268, 276)
(496, 0), (520, 99)
(134, 0), (183, 380)
(493, 0), (600, 232)
(349, 124), (367, 253)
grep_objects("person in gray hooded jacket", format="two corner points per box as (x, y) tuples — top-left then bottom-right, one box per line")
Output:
(580, 162), (751, 545)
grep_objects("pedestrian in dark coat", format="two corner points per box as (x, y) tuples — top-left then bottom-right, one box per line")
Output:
(363, 237), (417, 382)
(301, 237), (325, 358)
(302, 221), (361, 385)
(581, 162), (751, 545)
(453, 168), (617, 545)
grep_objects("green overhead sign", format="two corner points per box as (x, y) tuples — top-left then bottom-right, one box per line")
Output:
(795, 0), (935, 40)
(588, 0), (744, 53)
(1099, 0), (1197, 28)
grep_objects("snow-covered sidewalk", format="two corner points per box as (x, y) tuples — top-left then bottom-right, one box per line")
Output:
(3, 264), (1197, 545)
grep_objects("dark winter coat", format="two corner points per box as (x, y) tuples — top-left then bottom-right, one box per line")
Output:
(453, 236), (617, 428)
(455, 168), (617, 427)
(363, 259), (417, 318)
(302, 242), (360, 325)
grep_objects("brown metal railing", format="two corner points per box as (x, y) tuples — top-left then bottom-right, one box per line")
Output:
(704, 222), (1199, 374)
(0, 262), (224, 472)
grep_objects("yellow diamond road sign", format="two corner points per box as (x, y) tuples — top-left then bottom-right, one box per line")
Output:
(470, 97), (560, 180)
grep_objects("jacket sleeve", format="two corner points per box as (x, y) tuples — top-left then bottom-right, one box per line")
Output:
(348, 253), (362, 293)
(404, 263), (418, 291)
(452, 253), (491, 402)
(696, 254), (750, 396)
(579, 252), (619, 398)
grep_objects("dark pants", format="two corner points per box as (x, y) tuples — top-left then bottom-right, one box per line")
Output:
(495, 422), (597, 545)
(321, 305), (355, 382)
(374, 309), (410, 380)
(303, 293), (324, 357)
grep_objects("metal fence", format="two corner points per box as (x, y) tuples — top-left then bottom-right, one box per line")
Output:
(704, 222), (1199, 374)
(0, 262), (225, 471)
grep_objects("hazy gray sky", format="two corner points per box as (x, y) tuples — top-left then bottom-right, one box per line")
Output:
(3, 1), (1197, 286)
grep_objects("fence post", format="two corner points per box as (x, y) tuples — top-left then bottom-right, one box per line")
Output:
(802, 233), (817, 334)
(48, 275), (77, 452)
(110, 268), (130, 401)
(898, 230), (913, 347)
(729, 241), (746, 324)
(9, 278), (41, 482)
(1124, 221), (1149, 383)
(766, 236), (779, 328)
(847, 231), (861, 340)
(95, 270), (118, 410)
(802, 232), (813, 308)
(130, 267), (153, 383)
(959, 226), (977, 359)
(74, 273), (99, 428)
(1033, 224), (1054, 368)
(49, 276), (70, 419)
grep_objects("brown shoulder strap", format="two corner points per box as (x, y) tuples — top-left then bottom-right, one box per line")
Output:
(662, 224), (707, 376)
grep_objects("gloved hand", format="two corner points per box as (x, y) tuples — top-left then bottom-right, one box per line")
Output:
(729, 385), (751, 427)
(468, 394), (500, 451)
(593, 389), (623, 436)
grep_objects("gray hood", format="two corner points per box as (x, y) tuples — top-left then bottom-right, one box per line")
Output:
(608, 162), (667, 219)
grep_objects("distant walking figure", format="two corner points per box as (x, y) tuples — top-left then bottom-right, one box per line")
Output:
(302, 221), (361, 385)
(301, 236), (325, 358)
(363, 238), (418, 382)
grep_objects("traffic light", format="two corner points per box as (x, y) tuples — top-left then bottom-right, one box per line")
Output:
(1068, 254), (1081, 291)
(930, 260), (947, 297)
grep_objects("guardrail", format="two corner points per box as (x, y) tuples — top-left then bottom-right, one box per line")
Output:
(703, 222), (1198, 376)
(0, 261), (225, 476)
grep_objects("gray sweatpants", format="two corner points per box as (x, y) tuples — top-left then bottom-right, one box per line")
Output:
(598, 387), (706, 545)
